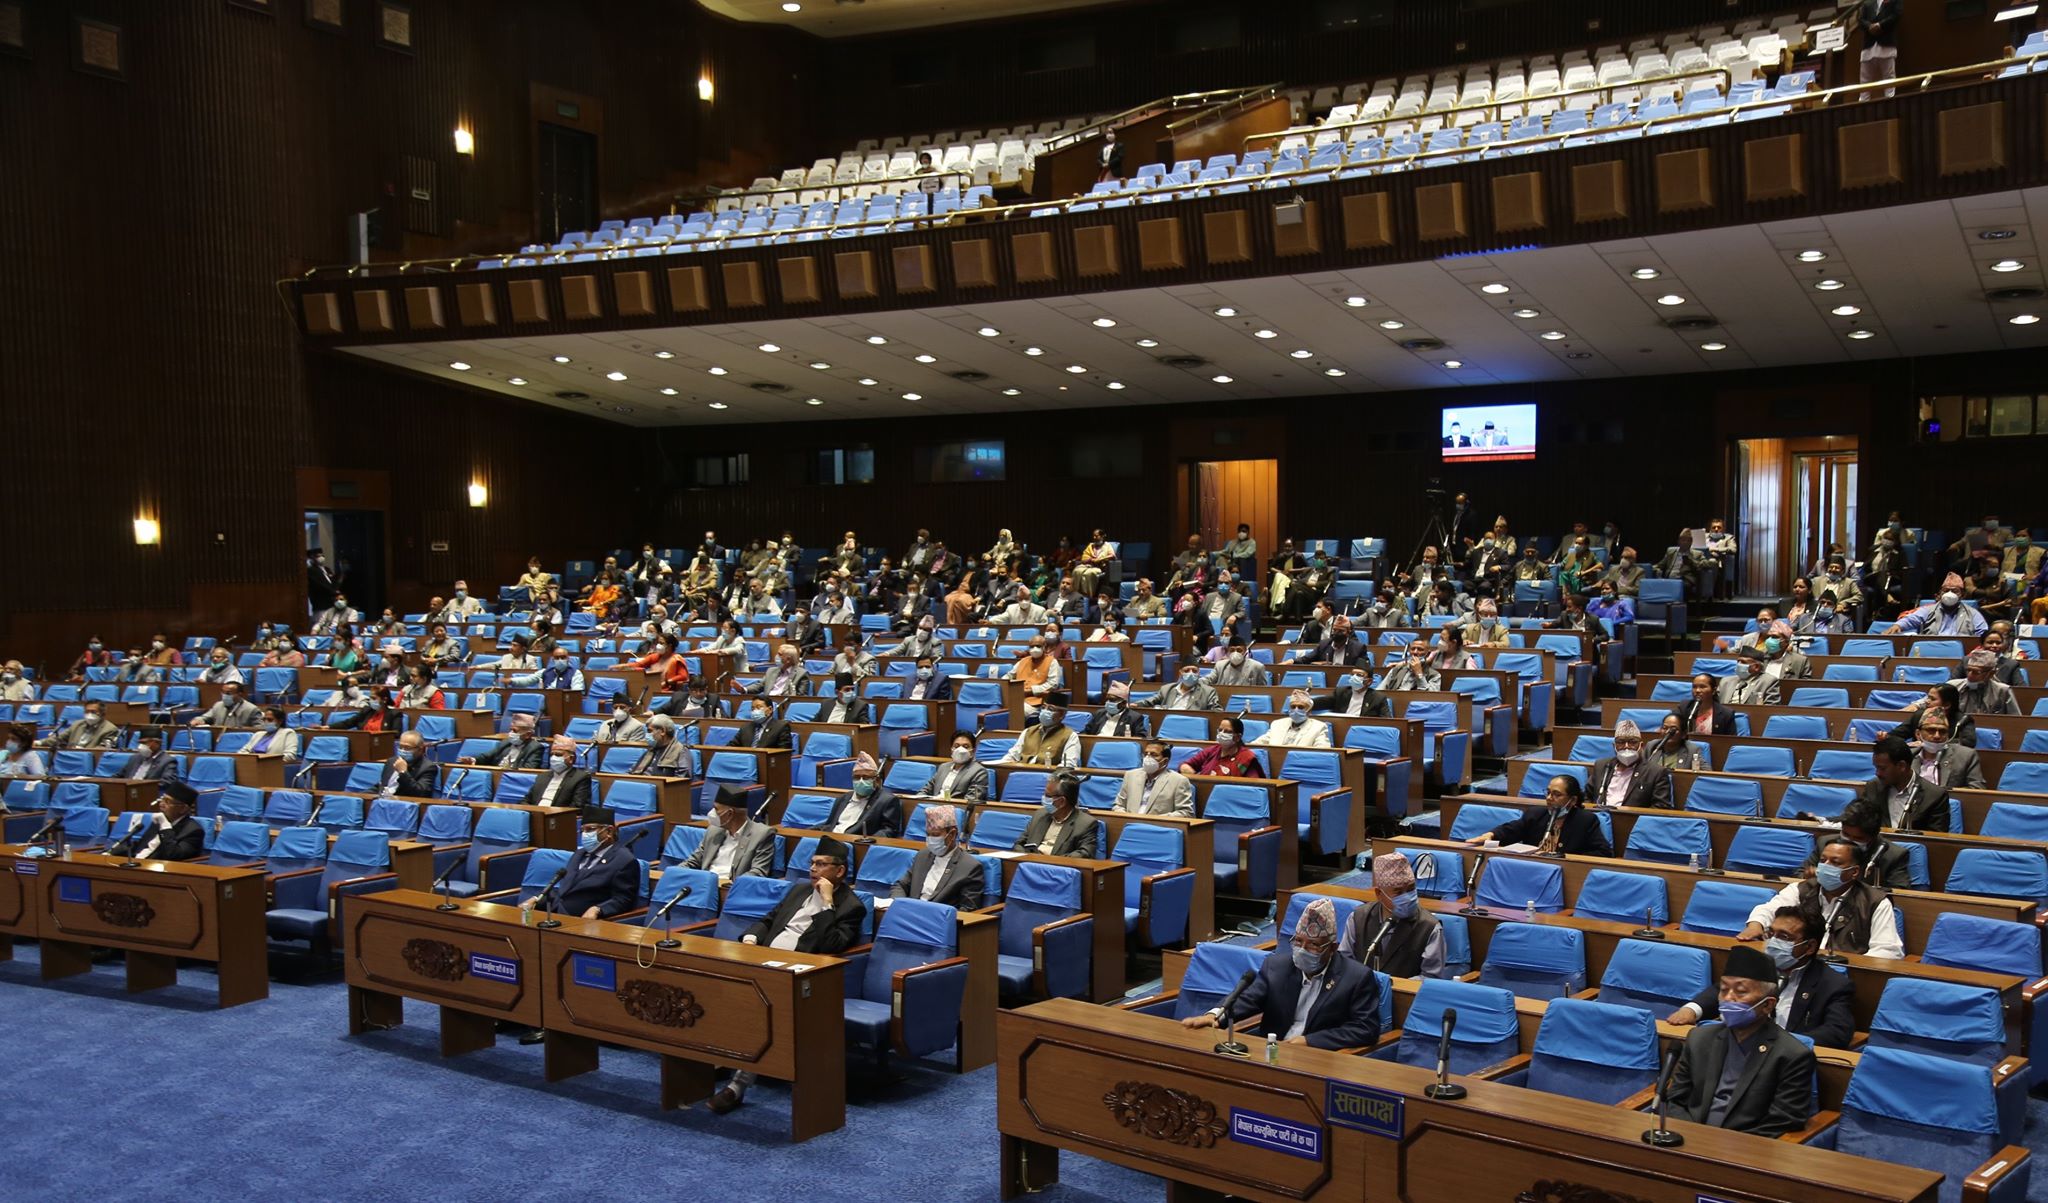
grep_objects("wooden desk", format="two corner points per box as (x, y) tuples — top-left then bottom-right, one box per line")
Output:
(399, 707), (496, 739)
(537, 914), (847, 1141)
(997, 998), (1941, 1203)
(344, 889), (544, 1055)
(974, 800), (1214, 941)
(3, 848), (268, 1008)
(454, 764), (697, 830)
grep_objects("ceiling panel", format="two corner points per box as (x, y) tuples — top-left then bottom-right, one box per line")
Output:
(696, 0), (1124, 37)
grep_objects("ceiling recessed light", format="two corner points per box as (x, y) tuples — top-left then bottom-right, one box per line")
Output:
(1814, 279), (1845, 291)
(903, 392), (923, 400)
(1091, 317), (1117, 328)
(1378, 319), (1405, 330)
(857, 377), (878, 386)
(1700, 341), (1728, 351)
(1797, 250), (1828, 262)
(1211, 374), (1234, 384)
(1344, 296), (1368, 307)
(1106, 381), (1126, 390)
(1443, 360), (1463, 368)
(508, 377), (527, 385)
(2011, 313), (2041, 325)
(1512, 308), (1539, 319)
(1631, 267), (1661, 280)
(1002, 388), (1021, 396)
(1980, 229), (2017, 241)
(449, 361), (471, 371)
(758, 343), (780, 353)
(809, 361), (831, 369)
(867, 335), (888, 345)
(606, 370), (629, 381)
(708, 366), (728, 375)
(708, 401), (729, 409)
(1324, 368), (1346, 377)
(1480, 283), (1510, 295)
(1135, 338), (1159, 348)
(552, 355), (571, 364)
(653, 350), (675, 359)
(1565, 351), (1593, 360)
(1254, 329), (1277, 339)
(1024, 346), (1044, 356)
(914, 353), (937, 363)
(1214, 306), (1237, 317)
(806, 397), (824, 405)
(1992, 259), (2025, 273)
(977, 326), (1000, 337)
(1655, 294), (1685, 306)
(1846, 329), (1876, 340)
(660, 387), (678, 395)
(1540, 330), (1567, 340)
(1831, 305), (1862, 316)
(1289, 349), (1313, 359)
(1065, 364), (1087, 374)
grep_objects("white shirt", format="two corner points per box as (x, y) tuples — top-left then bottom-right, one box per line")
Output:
(833, 797), (868, 834)
(1036, 815), (1070, 856)
(1254, 717), (1332, 748)
(934, 763), (977, 797)
(919, 847), (960, 900)
(1745, 881), (1903, 959)
(538, 766), (570, 805)
(1286, 967), (1325, 1040)
(770, 889), (829, 951)
(708, 831), (742, 878)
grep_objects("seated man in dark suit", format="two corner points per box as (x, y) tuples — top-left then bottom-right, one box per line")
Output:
(1081, 680), (1147, 737)
(1460, 773), (1612, 856)
(1013, 772), (1099, 858)
(682, 783), (777, 881)
(1660, 944), (1817, 1138)
(107, 780), (205, 862)
(1297, 615), (1371, 667)
(711, 836), (866, 1113)
(456, 713), (546, 769)
(734, 697), (792, 751)
(374, 730), (441, 798)
(827, 752), (902, 838)
(1180, 897), (1381, 1050)
(889, 803), (983, 910)
(119, 729), (181, 783)
(904, 655), (953, 702)
(818, 672), (871, 725)
(515, 817), (639, 1043)
(522, 734), (593, 810)
(1833, 801), (1914, 889)
(1583, 719), (1674, 809)
(1853, 735), (1952, 832)
(1668, 907), (1852, 1049)
(1312, 667), (1392, 719)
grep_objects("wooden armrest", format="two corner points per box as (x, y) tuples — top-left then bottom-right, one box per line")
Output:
(1965, 1147), (2032, 1203)
(2023, 976), (2048, 1004)
(1118, 989), (1182, 1012)
(1466, 1053), (1530, 1081)
(1456, 970), (1481, 982)
(1032, 913), (1093, 939)
(1778, 1109), (1839, 1144)
(1994, 1055), (2027, 1084)
(1568, 987), (1600, 1000)
(1617, 1082), (1660, 1112)
(892, 954), (970, 989)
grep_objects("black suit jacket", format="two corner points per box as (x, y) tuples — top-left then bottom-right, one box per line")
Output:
(123, 751), (180, 782)
(1082, 710), (1149, 737)
(828, 788), (903, 839)
(1864, 840), (1914, 889)
(1014, 806), (1100, 858)
(1493, 807), (1612, 856)
(1687, 961), (1855, 1050)
(1224, 950), (1382, 1051)
(786, 620), (826, 654)
(1851, 777), (1952, 833)
(819, 698), (872, 726)
(111, 814), (205, 862)
(523, 767), (594, 812)
(905, 675), (953, 702)
(743, 883), (865, 955)
(1669, 699), (1738, 736)
(1664, 1021), (1816, 1138)
(735, 716), (792, 750)
(890, 847), (985, 910)
(1311, 685), (1392, 718)
(486, 738), (547, 770)
(1304, 636), (1371, 666)
(384, 759), (443, 798)
(549, 842), (639, 918)
(1583, 758), (1674, 809)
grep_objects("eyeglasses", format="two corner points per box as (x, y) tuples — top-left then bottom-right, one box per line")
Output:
(808, 858), (842, 869)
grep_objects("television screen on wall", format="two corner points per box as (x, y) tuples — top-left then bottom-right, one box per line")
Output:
(1441, 404), (1536, 462)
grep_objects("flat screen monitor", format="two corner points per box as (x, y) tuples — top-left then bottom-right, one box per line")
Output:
(1441, 404), (1536, 462)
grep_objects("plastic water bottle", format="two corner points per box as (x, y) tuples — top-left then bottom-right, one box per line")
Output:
(1525, 899), (1536, 922)
(1265, 1033), (1279, 1064)
(1688, 852), (1701, 871)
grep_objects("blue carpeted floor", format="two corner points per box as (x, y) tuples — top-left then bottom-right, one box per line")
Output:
(1, 945), (1153, 1202)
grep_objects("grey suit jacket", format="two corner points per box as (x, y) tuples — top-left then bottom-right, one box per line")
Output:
(1151, 682), (1221, 711)
(1583, 757), (1674, 809)
(890, 847), (985, 910)
(1717, 673), (1780, 706)
(1920, 743), (1985, 792)
(682, 819), (776, 879)
(926, 761), (990, 801)
(1113, 766), (1195, 816)
(1015, 806), (1100, 858)
(199, 698), (263, 728)
(1663, 1021), (1815, 1138)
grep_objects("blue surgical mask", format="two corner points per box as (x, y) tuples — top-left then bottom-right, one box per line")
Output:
(1718, 998), (1766, 1030)
(1814, 861), (1850, 892)
(1764, 938), (1801, 972)
(925, 834), (949, 857)
(1347, 673), (1367, 691)
(1038, 708), (1060, 727)
(1289, 707), (1309, 723)
(854, 779), (876, 797)
(1291, 945), (1327, 977)
(916, 666), (933, 679)
(1817, 606), (1835, 620)
(578, 831), (600, 852)
(1389, 891), (1420, 919)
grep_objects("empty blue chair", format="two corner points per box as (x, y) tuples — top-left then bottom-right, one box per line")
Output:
(1473, 857), (1565, 913)
(711, 875), (793, 941)
(266, 825), (330, 871)
(1685, 775), (1763, 818)
(1809, 748), (1872, 781)
(1368, 978), (1519, 1074)
(209, 820), (270, 865)
(1475, 923), (1585, 1000)
(994, 861), (1092, 1001)
(1623, 815), (1711, 866)
(1721, 745), (1794, 778)
(1762, 714), (1829, 741)
(1724, 826), (1818, 876)
(967, 808), (1028, 851)
(843, 898), (970, 1064)
(1203, 785), (1279, 899)
(1821, 663), (1878, 682)
(1945, 848), (2048, 903)
(1827, 1047), (2030, 1203)
(417, 804), (472, 845)
(315, 794), (365, 831)
(1922, 913), (2048, 1055)
(1496, 998), (1660, 1103)
(1572, 869), (1668, 925)
(1447, 803), (1522, 842)
(365, 799), (420, 837)
(1979, 803), (2048, 842)
(1998, 762), (2048, 794)
(1679, 880), (1776, 936)
(1396, 847), (1465, 899)
(1518, 763), (1586, 798)
(1129, 942), (1267, 1020)
(1787, 687), (1851, 708)
(633, 868), (720, 931)
(267, 831), (393, 953)
(1778, 782), (1855, 821)
(1597, 939), (1712, 1015)
(1865, 978), (2009, 1067)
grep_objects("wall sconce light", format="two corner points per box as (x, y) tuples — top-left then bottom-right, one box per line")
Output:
(467, 482), (488, 508)
(133, 516), (161, 545)
(697, 76), (714, 103)
(453, 126), (475, 156)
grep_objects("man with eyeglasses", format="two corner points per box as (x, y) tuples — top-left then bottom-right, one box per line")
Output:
(1583, 718), (1673, 809)
(889, 804), (982, 910)
(1179, 897), (1381, 1050)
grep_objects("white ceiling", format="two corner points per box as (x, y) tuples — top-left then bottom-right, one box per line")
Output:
(695, 0), (1121, 37)
(342, 187), (2048, 427)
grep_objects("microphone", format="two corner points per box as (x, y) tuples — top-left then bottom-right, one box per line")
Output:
(1641, 1046), (1685, 1147)
(433, 857), (462, 911)
(652, 883), (694, 949)
(1457, 852), (1489, 916)
(1423, 1007), (1466, 1100)
(533, 864), (572, 928)
(1210, 969), (1258, 1056)
(1357, 913), (1392, 970)
(1632, 905), (1666, 940)
(27, 813), (63, 844)
(750, 789), (779, 825)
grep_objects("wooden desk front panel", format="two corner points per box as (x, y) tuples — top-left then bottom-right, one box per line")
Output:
(34, 856), (260, 960)
(343, 891), (543, 1026)
(0, 854), (34, 937)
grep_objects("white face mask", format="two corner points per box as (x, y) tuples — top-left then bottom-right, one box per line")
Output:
(925, 834), (950, 857)
(951, 746), (973, 764)
(1142, 755), (1162, 774)
(1229, 651), (1245, 664)
(1616, 748), (1640, 766)
(1941, 591), (1961, 607)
